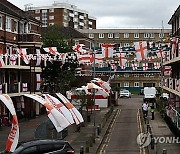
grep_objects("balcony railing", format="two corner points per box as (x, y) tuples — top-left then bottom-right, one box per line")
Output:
(1, 82), (41, 95)
(163, 78), (180, 94)
(18, 33), (41, 42)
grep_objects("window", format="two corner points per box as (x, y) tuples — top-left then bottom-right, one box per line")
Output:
(134, 33), (139, 38)
(35, 9), (40, 13)
(0, 16), (2, 29)
(19, 22), (24, 33)
(14, 20), (18, 32)
(49, 23), (54, 26)
(108, 33), (113, 38)
(124, 43), (129, 47)
(114, 33), (120, 38)
(49, 8), (54, 13)
(6, 17), (11, 30)
(144, 33), (154, 38)
(49, 16), (54, 20)
(124, 73), (129, 77)
(134, 82), (139, 87)
(42, 9), (47, 13)
(134, 74), (139, 77)
(124, 82), (129, 87)
(99, 33), (104, 38)
(124, 33), (129, 38)
(159, 33), (164, 38)
(89, 33), (94, 38)
(144, 74), (149, 77)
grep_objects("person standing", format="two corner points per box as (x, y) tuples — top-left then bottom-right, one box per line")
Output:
(142, 102), (149, 118)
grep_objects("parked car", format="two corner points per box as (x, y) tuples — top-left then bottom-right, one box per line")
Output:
(119, 90), (131, 98)
(2, 139), (74, 154)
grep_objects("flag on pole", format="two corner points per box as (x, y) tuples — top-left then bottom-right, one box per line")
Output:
(134, 41), (148, 61)
(102, 44), (114, 58)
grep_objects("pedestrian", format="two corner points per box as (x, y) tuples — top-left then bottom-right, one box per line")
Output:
(142, 101), (149, 119)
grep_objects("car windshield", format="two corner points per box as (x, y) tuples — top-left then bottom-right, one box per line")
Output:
(121, 90), (129, 93)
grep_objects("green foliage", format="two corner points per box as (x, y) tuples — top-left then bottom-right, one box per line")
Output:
(41, 25), (79, 94)
(42, 25), (73, 53)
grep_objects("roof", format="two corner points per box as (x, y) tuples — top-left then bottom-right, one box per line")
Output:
(79, 28), (171, 34)
(168, 5), (180, 24)
(0, 0), (40, 24)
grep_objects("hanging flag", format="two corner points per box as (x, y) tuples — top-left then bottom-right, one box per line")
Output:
(132, 63), (137, 70)
(175, 79), (179, 92)
(156, 49), (163, 58)
(0, 55), (5, 67)
(171, 37), (179, 58)
(154, 62), (160, 69)
(9, 54), (18, 65)
(119, 52), (127, 69)
(0, 94), (19, 152)
(22, 83), (28, 92)
(77, 54), (91, 64)
(43, 47), (60, 55)
(36, 74), (41, 90)
(43, 94), (74, 125)
(134, 41), (148, 61)
(143, 63), (148, 71)
(102, 44), (114, 58)
(73, 44), (87, 54)
(17, 48), (30, 64)
(56, 93), (84, 125)
(0, 84), (2, 94)
(36, 49), (41, 66)
(169, 77), (173, 89)
(163, 66), (172, 76)
(163, 51), (170, 62)
(24, 94), (69, 132)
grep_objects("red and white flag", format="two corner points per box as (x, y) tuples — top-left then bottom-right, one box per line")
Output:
(36, 49), (41, 66)
(119, 52), (127, 69)
(0, 55), (5, 67)
(102, 44), (114, 58)
(169, 77), (173, 89)
(17, 48), (30, 64)
(0, 94), (19, 152)
(132, 63), (137, 70)
(134, 41), (148, 61)
(22, 83), (28, 92)
(43, 94), (74, 125)
(154, 62), (160, 69)
(43, 47), (59, 55)
(175, 79), (179, 92)
(56, 93), (84, 125)
(73, 44), (87, 54)
(0, 84), (2, 94)
(9, 54), (18, 65)
(143, 63), (148, 71)
(24, 94), (69, 132)
(163, 66), (172, 76)
(156, 49), (163, 58)
(36, 74), (41, 90)
(171, 37), (179, 58)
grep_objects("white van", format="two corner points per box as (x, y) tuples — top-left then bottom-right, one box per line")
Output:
(143, 87), (156, 102)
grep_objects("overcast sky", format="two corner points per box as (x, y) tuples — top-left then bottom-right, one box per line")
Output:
(8, 0), (179, 29)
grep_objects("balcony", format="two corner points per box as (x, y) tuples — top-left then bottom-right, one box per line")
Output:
(1, 82), (41, 96)
(18, 33), (41, 43)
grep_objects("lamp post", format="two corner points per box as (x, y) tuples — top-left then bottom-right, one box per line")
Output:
(93, 41), (96, 127)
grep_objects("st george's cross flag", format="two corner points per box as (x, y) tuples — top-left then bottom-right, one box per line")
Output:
(43, 47), (60, 55)
(134, 41), (148, 61)
(132, 63), (138, 70)
(17, 48), (30, 64)
(0, 55), (5, 67)
(101, 44), (114, 58)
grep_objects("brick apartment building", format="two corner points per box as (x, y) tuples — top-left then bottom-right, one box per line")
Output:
(0, 0), (43, 122)
(25, 2), (96, 29)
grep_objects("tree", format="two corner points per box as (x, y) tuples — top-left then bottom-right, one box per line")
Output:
(41, 25), (79, 94)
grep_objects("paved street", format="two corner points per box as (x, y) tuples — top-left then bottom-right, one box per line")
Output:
(100, 95), (143, 154)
